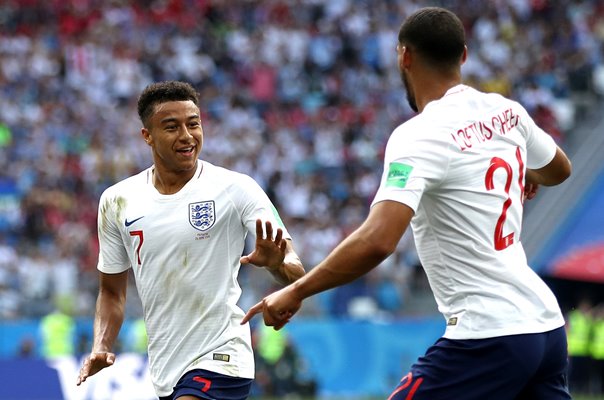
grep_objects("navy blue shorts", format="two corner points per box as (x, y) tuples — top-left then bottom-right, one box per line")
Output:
(159, 369), (252, 400)
(388, 326), (571, 400)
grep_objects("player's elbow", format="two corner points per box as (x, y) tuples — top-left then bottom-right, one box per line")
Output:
(542, 158), (572, 186)
(375, 245), (396, 262)
(545, 147), (572, 186)
(559, 158), (572, 182)
(357, 201), (412, 260)
(364, 235), (398, 261)
(556, 160), (571, 185)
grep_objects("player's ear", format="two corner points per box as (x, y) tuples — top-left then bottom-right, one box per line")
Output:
(141, 128), (152, 146)
(460, 45), (468, 65)
(401, 45), (412, 69)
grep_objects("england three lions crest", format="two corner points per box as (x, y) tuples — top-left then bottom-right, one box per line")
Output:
(189, 201), (215, 231)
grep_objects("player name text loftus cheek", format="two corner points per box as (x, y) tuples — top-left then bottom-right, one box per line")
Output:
(450, 107), (520, 151)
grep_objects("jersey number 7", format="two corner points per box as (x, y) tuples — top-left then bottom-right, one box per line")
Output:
(129, 230), (144, 265)
(484, 147), (525, 251)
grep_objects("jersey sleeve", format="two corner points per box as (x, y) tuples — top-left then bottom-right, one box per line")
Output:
(517, 104), (557, 169)
(371, 124), (449, 212)
(97, 188), (131, 273)
(231, 174), (292, 240)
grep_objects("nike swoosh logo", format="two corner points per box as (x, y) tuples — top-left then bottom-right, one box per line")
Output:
(125, 216), (144, 227)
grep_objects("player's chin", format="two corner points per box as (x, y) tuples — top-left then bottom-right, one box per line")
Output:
(171, 159), (197, 175)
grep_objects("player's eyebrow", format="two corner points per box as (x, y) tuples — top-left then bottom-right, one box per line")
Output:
(159, 114), (200, 125)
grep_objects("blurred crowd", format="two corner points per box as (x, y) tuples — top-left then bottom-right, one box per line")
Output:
(0, 0), (604, 322)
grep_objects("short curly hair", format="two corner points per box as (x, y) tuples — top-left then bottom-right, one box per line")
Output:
(398, 7), (466, 70)
(137, 81), (200, 127)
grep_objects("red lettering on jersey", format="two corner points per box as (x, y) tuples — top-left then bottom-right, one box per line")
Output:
(451, 129), (472, 151)
(481, 121), (493, 139)
(450, 108), (519, 150)
(493, 108), (520, 135)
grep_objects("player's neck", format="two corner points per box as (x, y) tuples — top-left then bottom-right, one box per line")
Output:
(152, 163), (198, 195)
(415, 72), (462, 113)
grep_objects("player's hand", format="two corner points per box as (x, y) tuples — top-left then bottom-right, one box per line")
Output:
(241, 285), (302, 330)
(524, 182), (539, 201)
(240, 219), (287, 270)
(76, 352), (116, 385)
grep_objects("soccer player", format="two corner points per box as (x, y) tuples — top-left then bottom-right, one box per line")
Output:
(242, 7), (572, 400)
(76, 81), (305, 400)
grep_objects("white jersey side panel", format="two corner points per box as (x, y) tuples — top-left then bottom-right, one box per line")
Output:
(97, 160), (289, 396)
(371, 85), (564, 339)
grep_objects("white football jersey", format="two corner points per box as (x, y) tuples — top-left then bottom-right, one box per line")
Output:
(372, 85), (565, 339)
(97, 160), (289, 396)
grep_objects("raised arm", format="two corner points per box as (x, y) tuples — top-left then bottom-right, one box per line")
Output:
(240, 219), (305, 286)
(77, 270), (128, 385)
(267, 239), (305, 285)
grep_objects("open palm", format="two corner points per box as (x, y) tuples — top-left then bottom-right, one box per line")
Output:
(240, 219), (286, 269)
(77, 352), (115, 385)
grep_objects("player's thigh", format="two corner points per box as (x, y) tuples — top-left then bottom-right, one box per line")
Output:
(515, 327), (571, 400)
(388, 333), (548, 400)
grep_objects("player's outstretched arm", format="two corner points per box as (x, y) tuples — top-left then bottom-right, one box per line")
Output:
(242, 201), (413, 329)
(77, 270), (128, 385)
(240, 219), (305, 285)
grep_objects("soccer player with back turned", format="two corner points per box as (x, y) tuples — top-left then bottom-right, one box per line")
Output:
(77, 81), (305, 400)
(243, 7), (573, 400)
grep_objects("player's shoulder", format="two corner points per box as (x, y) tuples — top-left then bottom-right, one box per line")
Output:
(418, 85), (527, 128)
(391, 107), (446, 143)
(480, 89), (524, 110)
(457, 85), (526, 113)
(466, 87), (531, 126)
(100, 167), (151, 200)
(431, 84), (518, 109)
(201, 160), (259, 188)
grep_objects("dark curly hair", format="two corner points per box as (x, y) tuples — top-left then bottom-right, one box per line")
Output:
(398, 7), (466, 70)
(137, 81), (200, 127)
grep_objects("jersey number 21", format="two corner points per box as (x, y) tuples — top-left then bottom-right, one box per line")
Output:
(484, 147), (525, 251)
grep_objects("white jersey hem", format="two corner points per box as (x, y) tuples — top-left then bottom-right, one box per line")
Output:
(443, 319), (565, 340)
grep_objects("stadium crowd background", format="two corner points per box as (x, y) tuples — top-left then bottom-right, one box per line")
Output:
(0, 0), (604, 353)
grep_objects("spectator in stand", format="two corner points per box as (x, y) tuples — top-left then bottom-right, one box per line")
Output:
(0, 0), (602, 322)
